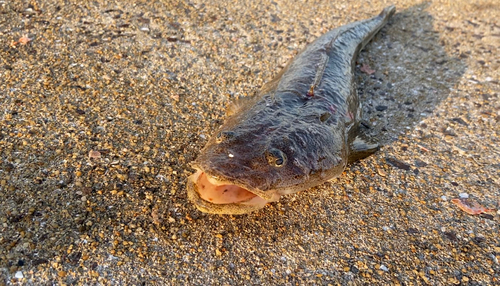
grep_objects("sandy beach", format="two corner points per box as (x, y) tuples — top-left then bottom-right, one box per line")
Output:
(1, 0), (499, 284)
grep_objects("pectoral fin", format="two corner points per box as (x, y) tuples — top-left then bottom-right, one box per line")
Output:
(348, 124), (379, 164)
(226, 94), (265, 116)
(226, 96), (253, 116)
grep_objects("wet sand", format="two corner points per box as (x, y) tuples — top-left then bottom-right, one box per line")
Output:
(1, 0), (499, 284)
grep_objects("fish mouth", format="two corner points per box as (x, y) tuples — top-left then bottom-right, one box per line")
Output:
(187, 169), (278, 215)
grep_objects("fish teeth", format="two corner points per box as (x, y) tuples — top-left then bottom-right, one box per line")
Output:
(206, 174), (224, 186)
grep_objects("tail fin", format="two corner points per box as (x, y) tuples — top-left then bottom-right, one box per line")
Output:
(379, 5), (396, 19)
(359, 5), (396, 49)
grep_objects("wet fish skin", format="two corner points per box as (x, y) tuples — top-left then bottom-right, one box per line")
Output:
(188, 6), (396, 214)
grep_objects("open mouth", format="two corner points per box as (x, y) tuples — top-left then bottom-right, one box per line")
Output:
(187, 169), (273, 214)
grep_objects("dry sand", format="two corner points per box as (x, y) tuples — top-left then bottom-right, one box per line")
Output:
(1, 0), (499, 284)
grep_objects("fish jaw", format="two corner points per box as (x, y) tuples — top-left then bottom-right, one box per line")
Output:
(187, 169), (280, 215)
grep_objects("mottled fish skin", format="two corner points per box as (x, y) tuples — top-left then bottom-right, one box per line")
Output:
(188, 6), (396, 214)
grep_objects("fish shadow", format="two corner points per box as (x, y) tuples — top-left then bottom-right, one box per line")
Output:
(356, 2), (467, 144)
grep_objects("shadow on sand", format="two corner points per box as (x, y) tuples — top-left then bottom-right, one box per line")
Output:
(356, 2), (467, 145)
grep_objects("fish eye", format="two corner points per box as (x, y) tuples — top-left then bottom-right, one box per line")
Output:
(265, 148), (287, 167)
(216, 131), (235, 143)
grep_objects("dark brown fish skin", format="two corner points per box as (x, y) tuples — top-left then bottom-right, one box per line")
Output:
(188, 6), (396, 214)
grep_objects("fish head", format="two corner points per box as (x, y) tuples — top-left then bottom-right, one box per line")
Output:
(187, 102), (347, 214)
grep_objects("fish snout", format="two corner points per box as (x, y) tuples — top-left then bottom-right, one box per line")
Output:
(215, 131), (236, 143)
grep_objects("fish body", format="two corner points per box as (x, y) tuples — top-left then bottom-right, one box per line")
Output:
(187, 6), (396, 214)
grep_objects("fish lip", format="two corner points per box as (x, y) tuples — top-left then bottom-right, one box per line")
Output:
(186, 167), (273, 214)
(190, 163), (276, 201)
(187, 181), (266, 215)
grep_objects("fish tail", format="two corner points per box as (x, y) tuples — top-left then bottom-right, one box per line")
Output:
(357, 5), (396, 50)
(379, 5), (396, 19)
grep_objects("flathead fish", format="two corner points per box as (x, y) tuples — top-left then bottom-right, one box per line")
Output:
(188, 6), (396, 214)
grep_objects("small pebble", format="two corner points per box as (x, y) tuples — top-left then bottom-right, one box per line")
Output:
(459, 193), (469, 199)
(88, 150), (101, 159)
